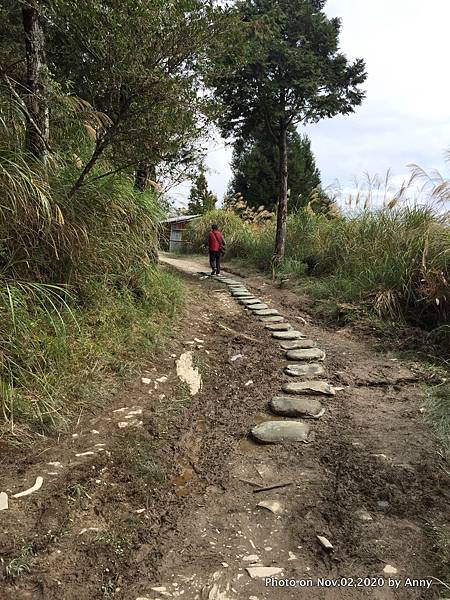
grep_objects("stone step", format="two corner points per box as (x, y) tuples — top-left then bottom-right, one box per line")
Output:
(232, 292), (253, 298)
(239, 298), (262, 305)
(280, 339), (315, 350)
(260, 315), (285, 323)
(282, 380), (335, 396)
(270, 396), (325, 419)
(272, 330), (305, 340)
(252, 309), (279, 317)
(286, 348), (326, 361)
(251, 421), (310, 444)
(284, 363), (325, 377)
(265, 323), (292, 331)
(248, 303), (270, 311)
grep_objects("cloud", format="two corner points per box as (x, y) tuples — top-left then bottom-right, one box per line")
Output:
(171, 0), (450, 207)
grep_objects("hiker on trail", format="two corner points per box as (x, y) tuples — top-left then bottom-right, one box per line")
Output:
(206, 224), (225, 275)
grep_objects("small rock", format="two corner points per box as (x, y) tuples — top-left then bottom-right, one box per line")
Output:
(155, 376), (168, 383)
(230, 353), (244, 362)
(243, 554), (260, 562)
(221, 562), (229, 567)
(284, 363), (325, 378)
(286, 348), (326, 361)
(282, 381), (335, 396)
(288, 551), (298, 561)
(141, 377), (151, 385)
(377, 500), (390, 509)
(272, 330), (305, 340)
(383, 565), (398, 575)
(270, 396), (325, 419)
(280, 339), (315, 350)
(265, 323), (292, 331)
(245, 380), (253, 387)
(0, 492), (8, 511)
(194, 339), (204, 344)
(47, 461), (63, 468)
(246, 567), (283, 579)
(251, 421), (310, 444)
(317, 535), (333, 551)
(91, 429), (100, 435)
(257, 500), (283, 514)
(356, 510), (373, 522)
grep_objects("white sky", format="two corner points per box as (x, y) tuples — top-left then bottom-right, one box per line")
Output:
(171, 0), (450, 209)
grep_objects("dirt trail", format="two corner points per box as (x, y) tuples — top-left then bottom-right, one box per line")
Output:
(0, 253), (447, 600)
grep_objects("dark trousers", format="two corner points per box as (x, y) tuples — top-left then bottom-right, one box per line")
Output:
(209, 251), (221, 274)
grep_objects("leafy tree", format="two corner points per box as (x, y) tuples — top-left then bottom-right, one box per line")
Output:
(210, 0), (367, 264)
(187, 167), (217, 214)
(1, 1), (229, 195)
(229, 128), (321, 211)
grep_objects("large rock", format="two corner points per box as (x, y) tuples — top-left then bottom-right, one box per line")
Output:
(282, 380), (335, 396)
(265, 323), (292, 331)
(280, 339), (315, 350)
(270, 396), (325, 418)
(253, 309), (279, 316)
(272, 330), (305, 340)
(248, 303), (269, 310)
(251, 420), (310, 443)
(260, 315), (284, 322)
(285, 363), (325, 377)
(286, 348), (326, 361)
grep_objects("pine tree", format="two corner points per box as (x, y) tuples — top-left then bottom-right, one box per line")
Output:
(187, 169), (217, 215)
(229, 129), (321, 212)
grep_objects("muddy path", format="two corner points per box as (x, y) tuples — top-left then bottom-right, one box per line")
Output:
(0, 253), (448, 600)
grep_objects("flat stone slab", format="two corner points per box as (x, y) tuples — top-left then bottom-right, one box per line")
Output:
(285, 363), (325, 377)
(280, 339), (315, 350)
(270, 396), (325, 418)
(232, 293), (253, 298)
(239, 298), (261, 305)
(0, 492), (8, 511)
(282, 380), (335, 396)
(265, 323), (292, 331)
(251, 421), (310, 443)
(231, 289), (250, 295)
(272, 330), (305, 340)
(252, 309), (279, 316)
(260, 315), (284, 322)
(286, 348), (326, 361)
(248, 303), (269, 310)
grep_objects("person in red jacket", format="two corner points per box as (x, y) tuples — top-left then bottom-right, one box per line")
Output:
(206, 224), (225, 275)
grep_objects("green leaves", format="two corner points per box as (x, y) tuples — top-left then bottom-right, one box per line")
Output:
(211, 0), (367, 136)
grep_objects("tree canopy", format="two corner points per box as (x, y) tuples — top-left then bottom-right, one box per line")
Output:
(210, 0), (367, 262)
(229, 128), (321, 211)
(187, 167), (217, 214)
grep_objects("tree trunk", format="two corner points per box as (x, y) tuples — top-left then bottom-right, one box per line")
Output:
(274, 124), (288, 265)
(22, 2), (49, 165)
(134, 163), (152, 191)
